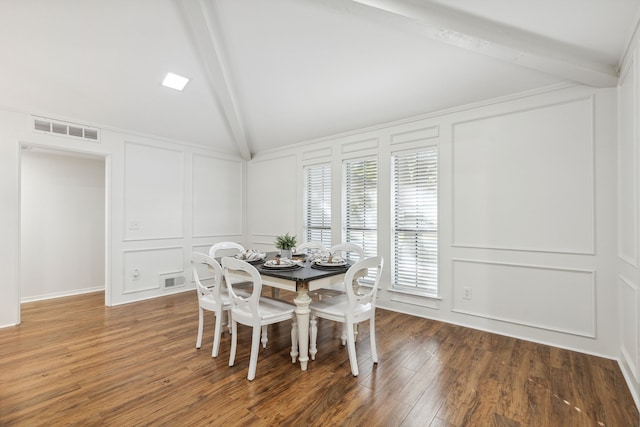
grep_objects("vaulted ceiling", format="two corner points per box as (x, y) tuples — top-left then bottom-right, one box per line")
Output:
(1, 0), (637, 159)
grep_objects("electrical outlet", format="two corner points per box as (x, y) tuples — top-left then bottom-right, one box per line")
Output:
(463, 287), (472, 300)
(129, 221), (140, 231)
(132, 269), (140, 280)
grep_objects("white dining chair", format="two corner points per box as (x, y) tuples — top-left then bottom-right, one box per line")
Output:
(314, 242), (365, 299)
(330, 242), (365, 263)
(209, 240), (257, 298)
(191, 252), (233, 358)
(296, 241), (327, 255)
(209, 241), (245, 259)
(309, 256), (383, 376)
(222, 256), (298, 381)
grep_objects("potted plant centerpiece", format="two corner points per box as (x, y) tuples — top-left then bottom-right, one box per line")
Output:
(275, 232), (297, 259)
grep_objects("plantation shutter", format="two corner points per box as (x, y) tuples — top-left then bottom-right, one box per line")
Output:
(344, 158), (378, 258)
(392, 148), (438, 296)
(303, 163), (332, 247)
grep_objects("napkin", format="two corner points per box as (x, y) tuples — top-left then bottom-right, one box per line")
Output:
(235, 250), (265, 261)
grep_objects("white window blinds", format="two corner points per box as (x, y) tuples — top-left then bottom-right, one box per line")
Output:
(303, 163), (332, 247)
(392, 148), (438, 296)
(344, 158), (378, 258)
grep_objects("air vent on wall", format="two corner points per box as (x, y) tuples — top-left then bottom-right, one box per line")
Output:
(32, 116), (100, 142)
(160, 272), (185, 289)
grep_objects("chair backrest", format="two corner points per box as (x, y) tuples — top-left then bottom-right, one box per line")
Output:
(343, 256), (383, 308)
(209, 241), (245, 258)
(221, 257), (262, 318)
(296, 241), (327, 254)
(329, 242), (364, 262)
(191, 252), (224, 301)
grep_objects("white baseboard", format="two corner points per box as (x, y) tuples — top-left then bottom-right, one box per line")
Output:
(20, 286), (104, 303)
(619, 357), (640, 413)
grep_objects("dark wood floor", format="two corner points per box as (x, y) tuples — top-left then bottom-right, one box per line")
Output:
(0, 291), (637, 426)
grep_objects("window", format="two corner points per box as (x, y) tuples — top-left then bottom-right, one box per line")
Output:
(344, 158), (378, 260)
(303, 163), (332, 247)
(392, 148), (438, 296)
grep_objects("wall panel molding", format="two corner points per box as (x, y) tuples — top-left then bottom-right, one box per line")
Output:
(122, 246), (184, 294)
(390, 125), (439, 145)
(123, 141), (184, 241)
(618, 52), (639, 267)
(620, 274), (640, 382)
(452, 259), (596, 337)
(302, 147), (332, 161)
(191, 153), (243, 238)
(452, 97), (595, 255)
(247, 155), (297, 236)
(341, 137), (378, 154)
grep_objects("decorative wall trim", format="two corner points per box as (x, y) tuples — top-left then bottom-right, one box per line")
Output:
(341, 137), (378, 154)
(618, 52), (639, 267)
(122, 246), (183, 294)
(247, 154), (297, 237)
(451, 258), (597, 338)
(191, 234), (246, 239)
(619, 274), (640, 382)
(122, 245), (184, 253)
(451, 96), (596, 255)
(123, 141), (184, 242)
(192, 244), (212, 253)
(390, 125), (439, 145)
(191, 235), (243, 243)
(303, 147), (332, 161)
(120, 236), (186, 243)
(191, 153), (243, 238)
(450, 243), (596, 255)
(250, 237), (277, 246)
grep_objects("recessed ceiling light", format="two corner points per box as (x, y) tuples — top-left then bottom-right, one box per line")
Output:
(162, 72), (190, 91)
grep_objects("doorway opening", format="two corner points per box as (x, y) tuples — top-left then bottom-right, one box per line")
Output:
(19, 145), (110, 309)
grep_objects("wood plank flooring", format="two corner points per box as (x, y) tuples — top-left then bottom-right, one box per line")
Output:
(0, 291), (637, 426)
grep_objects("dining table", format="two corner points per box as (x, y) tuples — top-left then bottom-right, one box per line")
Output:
(224, 251), (350, 371)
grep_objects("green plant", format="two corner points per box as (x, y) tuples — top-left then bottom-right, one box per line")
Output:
(274, 232), (297, 250)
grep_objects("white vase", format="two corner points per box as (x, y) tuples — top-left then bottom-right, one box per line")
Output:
(281, 249), (292, 259)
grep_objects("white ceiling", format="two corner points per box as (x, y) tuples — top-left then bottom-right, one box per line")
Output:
(0, 0), (638, 159)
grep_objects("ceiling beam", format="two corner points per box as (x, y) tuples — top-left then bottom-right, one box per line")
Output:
(176, 0), (252, 160)
(321, 0), (618, 87)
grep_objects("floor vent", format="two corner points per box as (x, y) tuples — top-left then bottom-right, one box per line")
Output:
(160, 272), (185, 289)
(33, 116), (100, 142)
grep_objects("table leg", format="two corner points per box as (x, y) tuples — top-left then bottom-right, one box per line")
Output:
(293, 283), (312, 371)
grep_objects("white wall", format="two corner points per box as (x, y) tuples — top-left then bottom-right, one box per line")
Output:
(617, 36), (640, 407)
(20, 150), (105, 301)
(0, 110), (25, 327)
(247, 84), (618, 360)
(0, 109), (244, 327)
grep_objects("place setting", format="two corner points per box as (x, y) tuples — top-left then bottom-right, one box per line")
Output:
(311, 254), (349, 270)
(261, 257), (304, 270)
(233, 249), (267, 264)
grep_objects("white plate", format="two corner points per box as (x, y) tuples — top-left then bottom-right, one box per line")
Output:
(263, 260), (301, 269)
(315, 259), (347, 267)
